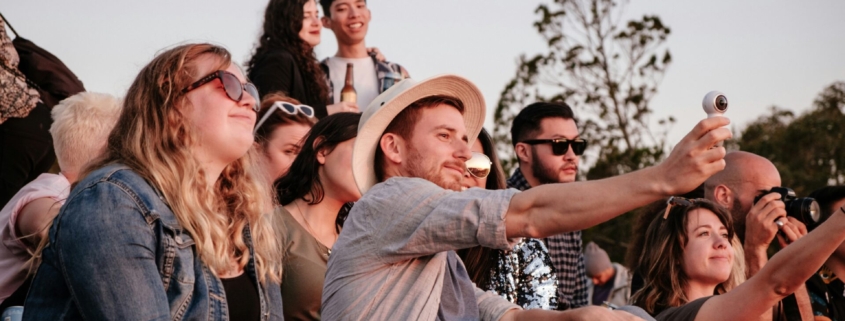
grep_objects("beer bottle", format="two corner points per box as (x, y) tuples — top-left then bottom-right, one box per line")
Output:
(340, 63), (357, 103)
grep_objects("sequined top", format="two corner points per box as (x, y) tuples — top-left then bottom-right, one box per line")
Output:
(507, 169), (588, 309)
(485, 238), (559, 310)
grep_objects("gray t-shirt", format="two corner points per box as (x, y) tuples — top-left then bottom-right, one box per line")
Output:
(321, 177), (521, 320)
(436, 251), (479, 321)
(655, 296), (711, 321)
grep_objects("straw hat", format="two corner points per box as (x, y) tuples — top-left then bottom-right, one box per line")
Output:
(352, 74), (486, 194)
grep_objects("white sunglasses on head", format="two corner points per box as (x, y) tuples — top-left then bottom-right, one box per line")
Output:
(254, 101), (316, 134)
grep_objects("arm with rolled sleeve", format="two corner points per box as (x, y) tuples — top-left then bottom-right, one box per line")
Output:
(53, 181), (170, 320)
(363, 178), (519, 264)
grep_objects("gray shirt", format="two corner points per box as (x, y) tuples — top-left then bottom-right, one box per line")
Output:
(321, 177), (521, 320)
(436, 251), (479, 320)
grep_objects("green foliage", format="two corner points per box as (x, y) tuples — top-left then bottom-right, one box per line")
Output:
(738, 81), (845, 196)
(494, 0), (675, 262)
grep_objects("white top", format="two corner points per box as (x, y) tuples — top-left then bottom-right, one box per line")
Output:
(0, 173), (70, 303)
(325, 56), (379, 109)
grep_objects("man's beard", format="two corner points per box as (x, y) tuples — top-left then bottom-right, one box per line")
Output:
(731, 196), (747, 243)
(531, 150), (576, 184)
(406, 145), (463, 191)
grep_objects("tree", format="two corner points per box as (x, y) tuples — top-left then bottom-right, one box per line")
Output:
(493, 0), (674, 261)
(494, 0), (674, 176)
(739, 81), (845, 196)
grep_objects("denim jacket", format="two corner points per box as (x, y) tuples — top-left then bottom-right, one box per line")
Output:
(23, 164), (284, 320)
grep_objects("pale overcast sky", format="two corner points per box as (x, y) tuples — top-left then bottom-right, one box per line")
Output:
(3, 1), (843, 145)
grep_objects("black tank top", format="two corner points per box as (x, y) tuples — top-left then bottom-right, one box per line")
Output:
(221, 272), (261, 321)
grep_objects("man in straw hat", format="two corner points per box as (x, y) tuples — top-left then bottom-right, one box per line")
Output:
(321, 74), (730, 320)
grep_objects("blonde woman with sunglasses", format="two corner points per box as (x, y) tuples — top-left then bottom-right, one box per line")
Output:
(633, 197), (845, 321)
(23, 43), (283, 320)
(254, 93), (318, 183)
(457, 129), (560, 310)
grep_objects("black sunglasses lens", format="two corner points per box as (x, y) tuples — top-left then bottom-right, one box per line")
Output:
(220, 72), (243, 102)
(300, 105), (315, 117)
(551, 140), (587, 156)
(551, 142), (569, 155)
(572, 140), (587, 155)
(280, 103), (297, 114)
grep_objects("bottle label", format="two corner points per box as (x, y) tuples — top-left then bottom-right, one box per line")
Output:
(341, 92), (357, 103)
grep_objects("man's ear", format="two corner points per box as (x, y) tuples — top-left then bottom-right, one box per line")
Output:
(713, 185), (733, 208)
(321, 16), (332, 29)
(514, 143), (531, 166)
(380, 133), (404, 165)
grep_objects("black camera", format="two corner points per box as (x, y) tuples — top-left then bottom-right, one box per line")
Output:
(753, 187), (821, 227)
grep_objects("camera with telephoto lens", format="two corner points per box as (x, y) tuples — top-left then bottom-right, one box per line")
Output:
(753, 187), (821, 227)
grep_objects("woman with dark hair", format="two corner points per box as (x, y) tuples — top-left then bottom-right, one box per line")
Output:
(457, 129), (559, 310)
(804, 186), (845, 319)
(254, 92), (317, 183)
(273, 112), (361, 320)
(632, 196), (845, 321)
(248, 0), (359, 119)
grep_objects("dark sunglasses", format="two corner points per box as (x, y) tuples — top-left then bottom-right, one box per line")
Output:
(663, 196), (706, 219)
(182, 70), (260, 112)
(465, 152), (492, 178)
(254, 102), (316, 134)
(522, 138), (587, 156)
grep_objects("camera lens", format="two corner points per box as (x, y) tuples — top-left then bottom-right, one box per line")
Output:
(715, 95), (728, 111)
(786, 197), (821, 225)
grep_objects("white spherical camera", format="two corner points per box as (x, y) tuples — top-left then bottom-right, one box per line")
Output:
(702, 91), (730, 146)
(702, 91), (728, 116)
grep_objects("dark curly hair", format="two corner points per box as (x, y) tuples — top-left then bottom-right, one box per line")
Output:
(248, 0), (328, 104)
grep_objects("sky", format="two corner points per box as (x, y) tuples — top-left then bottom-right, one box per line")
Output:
(3, 0), (844, 146)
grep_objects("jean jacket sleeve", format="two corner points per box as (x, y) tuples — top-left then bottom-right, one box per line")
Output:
(52, 180), (171, 320)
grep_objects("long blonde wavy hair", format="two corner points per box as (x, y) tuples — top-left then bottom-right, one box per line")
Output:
(81, 43), (281, 283)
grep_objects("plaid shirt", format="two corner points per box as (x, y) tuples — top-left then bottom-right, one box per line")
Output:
(507, 169), (589, 309)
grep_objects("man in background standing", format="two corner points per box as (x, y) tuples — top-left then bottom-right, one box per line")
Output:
(320, 0), (409, 110)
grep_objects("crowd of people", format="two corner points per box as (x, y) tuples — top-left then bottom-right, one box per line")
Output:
(1, 0), (844, 320)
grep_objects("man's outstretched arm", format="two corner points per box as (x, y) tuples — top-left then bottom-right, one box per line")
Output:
(499, 306), (646, 321)
(505, 117), (732, 239)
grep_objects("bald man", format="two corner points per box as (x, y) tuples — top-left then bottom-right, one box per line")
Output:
(704, 151), (813, 320)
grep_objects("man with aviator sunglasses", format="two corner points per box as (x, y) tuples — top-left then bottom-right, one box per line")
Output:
(507, 101), (591, 310)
